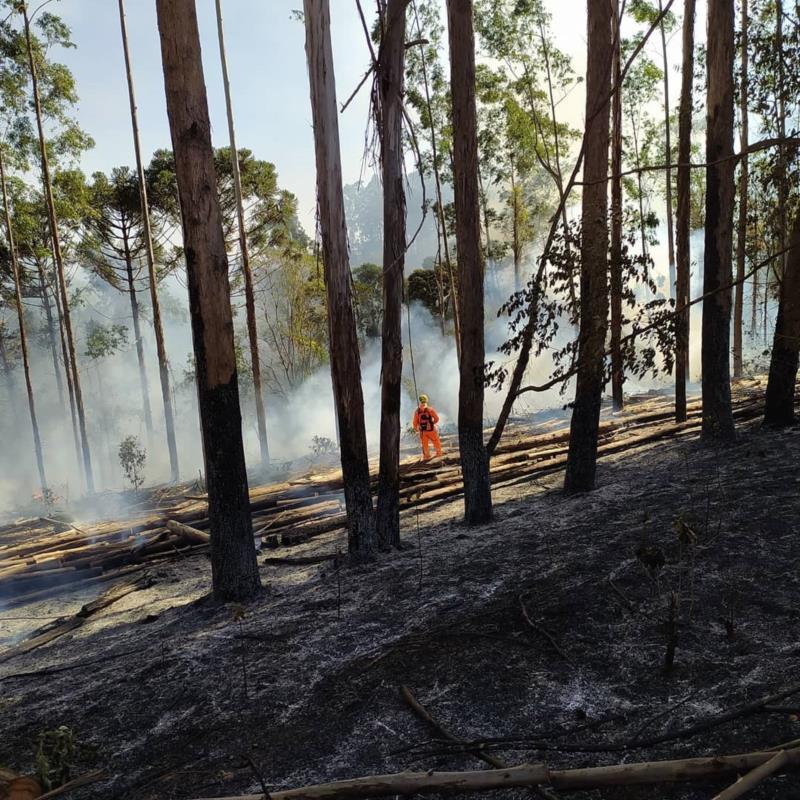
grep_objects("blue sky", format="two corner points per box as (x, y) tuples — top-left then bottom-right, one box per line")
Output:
(50, 0), (374, 233)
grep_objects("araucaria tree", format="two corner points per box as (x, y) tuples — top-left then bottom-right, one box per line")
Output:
(701, 0), (736, 440)
(375, 0), (407, 550)
(156, 0), (261, 602)
(563, 0), (613, 494)
(447, 0), (492, 523)
(304, 0), (376, 556)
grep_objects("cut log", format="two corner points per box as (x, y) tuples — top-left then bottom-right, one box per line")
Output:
(189, 749), (800, 800)
(165, 520), (211, 544)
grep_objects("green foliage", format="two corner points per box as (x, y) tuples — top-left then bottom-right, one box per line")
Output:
(310, 435), (338, 456)
(407, 267), (441, 319)
(84, 321), (128, 360)
(352, 262), (382, 341)
(34, 726), (78, 791)
(258, 247), (328, 396)
(118, 435), (146, 491)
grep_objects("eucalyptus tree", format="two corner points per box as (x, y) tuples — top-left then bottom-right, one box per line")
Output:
(447, 0), (493, 523)
(215, 0), (270, 470)
(304, 0), (376, 556)
(375, 0), (407, 550)
(156, 0), (261, 602)
(563, 0), (613, 494)
(17, 1), (94, 491)
(701, 0), (736, 440)
(675, 0), (696, 421)
(405, 0), (460, 349)
(118, 0), (179, 482)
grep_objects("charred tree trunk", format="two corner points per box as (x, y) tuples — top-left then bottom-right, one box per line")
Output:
(304, 0), (376, 555)
(215, 0), (270, 471)
(733, 0), (748, 378)
(446, 0), (492, 524)
(122, 227), (154, 434)
(701, 0), (736, 441)
(610, 1), (624, 411)
(156, 0), (261, 602)
(119, 0), (180, 482)
(564, 0), (612, 494)
(0, 149), (47, 494)
(659, 0), (676, 300)
(763, 211), (800, 426)
(675, 0), (696, 422)
(22, 2), (94, 493)
(375, 0), (406, 551)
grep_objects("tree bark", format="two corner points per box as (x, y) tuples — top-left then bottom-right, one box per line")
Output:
(121, 226), (154, 434)
(0, 148), (47, 494)
(410, 8), (461, 360)
(46, 255), (83, 477)
(732, 0), (748, 378)
(156, 0), (261, 602)
(675, 0), (696, 422)
(375, 0), (406, 551)
(564, 0), (613, 494)
(446, 0), (492, 524)
(118, 0), (180, 483)
(763, 210), (800, 426)
(701, 0), (736, 441)
(304, 0), (376, 556)
(37, 258), (65, 410)
(659, 0), (676, 300)
(21, 2), (94, 493)
(214, 0), (270, 471)
(610, 1), (624, 411)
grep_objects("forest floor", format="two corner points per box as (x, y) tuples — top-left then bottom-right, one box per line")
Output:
(2, 387), (800, 800)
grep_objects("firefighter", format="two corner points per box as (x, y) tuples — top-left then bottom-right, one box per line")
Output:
(412, 394), (442, 461)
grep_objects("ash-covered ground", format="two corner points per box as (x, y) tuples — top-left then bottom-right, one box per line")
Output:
(2, 419), (800, 799)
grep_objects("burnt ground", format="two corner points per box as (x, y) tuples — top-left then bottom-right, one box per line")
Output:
(2, 418), (800, 799)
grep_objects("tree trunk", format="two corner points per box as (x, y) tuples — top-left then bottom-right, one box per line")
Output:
(21, 2), (94, 493)
(510, 158), (521, 292)
(659, 0), (676, 300)
(733, 0), (748, 379)
(410, 9), (461, 361)
(0, 148), (47, 494)
(122, 227), (154, 434)
(775, 0), (788, 277)
(156, 0), (261, 602)
(214, 0), (270, 471)
(37, 257), (65, 410)
(45, 256), (83, 476)
(564, 0), (612, 494)
(763, 210), (800, 426)
(610, 1), (624, 411)
(119, 0), (180, 483)
(303, 0), (376, 556)
(701, 0), (736, 441)
(375, 0), (406, 551)
(675, 0), (696, 422)
(446, 0), (492, 524)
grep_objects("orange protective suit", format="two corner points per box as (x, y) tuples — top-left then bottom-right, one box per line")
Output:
(413, 404), (442, 460)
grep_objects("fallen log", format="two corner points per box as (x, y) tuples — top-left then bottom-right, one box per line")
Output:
(165, 520), (211, 545)
(0, 575), (151, 664)
(189, 749), (800, 800)
(712, 750), (789, 799)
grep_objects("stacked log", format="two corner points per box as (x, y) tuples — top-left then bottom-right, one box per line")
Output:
(0, 380), (785, 603)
